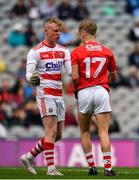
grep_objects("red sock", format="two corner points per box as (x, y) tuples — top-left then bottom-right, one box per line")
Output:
(85, 152), (95, 168)
(103, 152), (112, 171)
(30, 137), (45, 157)
(44, 142), (55, 169)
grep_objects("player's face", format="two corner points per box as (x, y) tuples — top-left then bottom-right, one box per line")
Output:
(45, 23), (61, 44)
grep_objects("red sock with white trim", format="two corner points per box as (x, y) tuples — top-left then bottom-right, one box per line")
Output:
(26, 137), (45, 159)
(44, 142), (55, 172)
(103, 152), (112, 171)
(85, 152), (95, 168)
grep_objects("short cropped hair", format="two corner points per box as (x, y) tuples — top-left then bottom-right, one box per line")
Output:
(44, 17), (64, 31)
(78, 19), (97, 35)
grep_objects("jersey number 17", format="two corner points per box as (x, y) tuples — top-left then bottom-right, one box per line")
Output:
(84, 57), (106, 78)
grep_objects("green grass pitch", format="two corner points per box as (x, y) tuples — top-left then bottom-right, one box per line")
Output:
(0, 167), (139, 179)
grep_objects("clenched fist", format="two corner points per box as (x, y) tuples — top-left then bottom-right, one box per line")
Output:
(30, 72), (40, 86)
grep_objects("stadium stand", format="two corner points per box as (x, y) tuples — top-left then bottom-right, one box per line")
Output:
(0, 0), (139, 139)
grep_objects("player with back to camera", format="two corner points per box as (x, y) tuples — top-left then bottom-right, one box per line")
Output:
(20, 17), (71, 176)
(71, 18), (117, 176)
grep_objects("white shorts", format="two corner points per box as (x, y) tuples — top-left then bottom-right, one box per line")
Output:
(78, 86), (112, 115)
(36, 96), (65, 121)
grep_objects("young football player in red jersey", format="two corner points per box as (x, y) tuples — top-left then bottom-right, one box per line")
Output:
(20, 17), (71, 176)
(71, 18), (117, 176)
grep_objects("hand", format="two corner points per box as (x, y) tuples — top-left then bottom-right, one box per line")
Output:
(73, 90), (78, 99)
(30, 71), (40, 86)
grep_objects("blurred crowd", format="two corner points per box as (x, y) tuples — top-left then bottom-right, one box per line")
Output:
(1, 0), (139, 139)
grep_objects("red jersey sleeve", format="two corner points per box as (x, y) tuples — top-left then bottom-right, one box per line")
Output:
(71, 49), (78, 65)
(108, 51), (117, 72)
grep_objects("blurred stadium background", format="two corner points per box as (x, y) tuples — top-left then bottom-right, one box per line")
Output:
(0, 0), (139, 168)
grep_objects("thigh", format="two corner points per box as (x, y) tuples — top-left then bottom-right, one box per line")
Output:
(36, 97), (57, 118)
(95, 112), (111, 133)
(94, 87), (112, 115)
(78, 111), (92, 133)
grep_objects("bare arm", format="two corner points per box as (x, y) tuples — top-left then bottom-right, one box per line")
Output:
(72, 64), (79, 91)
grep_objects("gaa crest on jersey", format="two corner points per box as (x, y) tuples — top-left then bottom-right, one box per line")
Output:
(58, 51), (64, 58)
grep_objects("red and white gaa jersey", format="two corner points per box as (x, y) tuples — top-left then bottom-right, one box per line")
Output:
(71, 41), (117, 91)
(27, 40), (71, 98)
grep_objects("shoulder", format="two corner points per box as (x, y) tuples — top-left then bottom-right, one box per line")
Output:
(56, 44), (68, 50)
(101, 44), (114, 56)
(32, 41), (44, 51)
(71, 45), (82, 54)
(27, 47), (38, 58)
(71, 46), (82, 61)
(56, 44), (70, 56)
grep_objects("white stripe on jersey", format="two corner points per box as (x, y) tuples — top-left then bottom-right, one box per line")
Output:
(41, 79), (62, 89)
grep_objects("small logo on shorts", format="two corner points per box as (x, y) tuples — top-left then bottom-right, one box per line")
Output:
(49, 108), (53, 113)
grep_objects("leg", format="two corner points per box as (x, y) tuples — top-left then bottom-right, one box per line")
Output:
(21, 97), (63, 176)
(42, 115), (57, 143)
(44, 120), (64, 176)
(46, 120), (64, 176)
(23, 120), (64, 164)
(42, 115), (63, 176)
(78, 111), (97, 175)
(42, 115), (57, 172)
(21, 115), (57, 175)
(55, 121), (64, 142)
(95, 112), (111, 152)
(20, 116), (61, 175)
(95, 112), (116, 176)
(78, 111), (92, 153)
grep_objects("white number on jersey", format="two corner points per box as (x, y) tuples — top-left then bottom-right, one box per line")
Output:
(84, 57), (106, 78)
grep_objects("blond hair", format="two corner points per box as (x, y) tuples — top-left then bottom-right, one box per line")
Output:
(78, 18), (97, 35)
(44, 17), (64, 31)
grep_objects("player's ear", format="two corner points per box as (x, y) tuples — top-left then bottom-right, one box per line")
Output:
(81, 32), (86, 40)
(44, 29), (49, 36)
(82, 34), (85, 39)
(44, 28), (48, 33)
